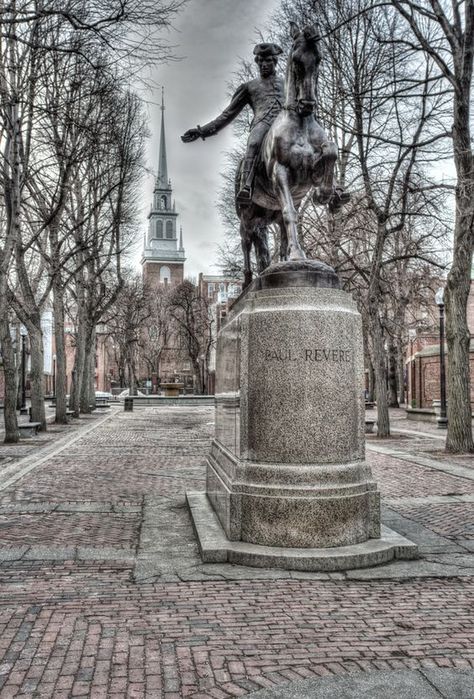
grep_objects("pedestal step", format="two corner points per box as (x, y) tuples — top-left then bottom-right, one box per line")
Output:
(186, 491), (418, 572)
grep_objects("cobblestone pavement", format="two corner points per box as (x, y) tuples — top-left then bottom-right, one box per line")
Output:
(1, 406), (474, 697)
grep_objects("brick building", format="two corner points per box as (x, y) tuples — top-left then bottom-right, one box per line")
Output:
(197, 274), (242, 394)
(197, 274), (242, 333)
(407, 271), (474, 412)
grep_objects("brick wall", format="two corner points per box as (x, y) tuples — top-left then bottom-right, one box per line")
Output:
(143, 262), (184, 289)
(411, 353), (474, 408)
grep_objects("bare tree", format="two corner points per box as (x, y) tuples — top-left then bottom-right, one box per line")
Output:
(105, 274), (152, 395)
(66, 84), (146, 415)
(140, 285), (172, 382)
(0, 4), (40, 439)
(167, 280), (214, 394)
(388, 0), (474, 451)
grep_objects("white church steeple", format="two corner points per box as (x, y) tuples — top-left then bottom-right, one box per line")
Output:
(142, 88), (185, 283)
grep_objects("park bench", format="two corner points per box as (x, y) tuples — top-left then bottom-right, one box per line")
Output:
(18, 422), (41, 438)
(365, 401), (375, 410)
(364, 419), (376, 434)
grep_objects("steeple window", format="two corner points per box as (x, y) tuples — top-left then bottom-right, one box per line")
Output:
(166, 220), (173, 238)
(155, 220), (163, 238)
(160, 195), (167, 210)
(160, 266), (171, 284)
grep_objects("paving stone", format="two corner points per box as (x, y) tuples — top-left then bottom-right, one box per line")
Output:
(246, 669), (474, 698)
(0, 547), (28, 561)
(421, 668), (474, 697)
(22, 546), (76, 561)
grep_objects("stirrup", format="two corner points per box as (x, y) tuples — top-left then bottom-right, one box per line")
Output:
(237, 185), (252, 204)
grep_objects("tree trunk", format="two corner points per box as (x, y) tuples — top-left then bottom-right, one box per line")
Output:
(368, 311), (390, 437)
(0, 315), (19, 443)
(53, 279), (68, 423)
(388, 341), (399, 408)
(445, 89), (474, 453)
(127, 355), (135, 396)
(192, 359), (202, 395)
(367, 359), (375, 403)
(71, 324), (85, 418)
(14, 326), (21, 411)
(445, 263), (473, 451)
(397, 342), (406, 406)
(89, 326), (97, 409)
(80, 331), (94, 413)
(27, 321), (46, 431)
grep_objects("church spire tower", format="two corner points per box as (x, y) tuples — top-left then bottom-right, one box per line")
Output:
(157, 87), (169, 188)
(142, 88), (185, 287)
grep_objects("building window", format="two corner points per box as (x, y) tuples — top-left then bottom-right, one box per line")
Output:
(161, 195), (167, 209)
(155, 220), (163, 238)
(160, 266), (171, 284)
(208, 283), (215, 294)
(166, 220), (173, 238)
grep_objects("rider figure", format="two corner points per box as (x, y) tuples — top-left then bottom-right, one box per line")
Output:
(181, 43), (284, 204)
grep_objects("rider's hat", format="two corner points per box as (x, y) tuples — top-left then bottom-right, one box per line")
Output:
(253, 43), (283, 60)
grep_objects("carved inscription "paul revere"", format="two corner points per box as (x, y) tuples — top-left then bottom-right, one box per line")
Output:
(264, 348), (352, 362)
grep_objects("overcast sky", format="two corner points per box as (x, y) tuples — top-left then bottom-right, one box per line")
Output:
(136, 0), (281, 278)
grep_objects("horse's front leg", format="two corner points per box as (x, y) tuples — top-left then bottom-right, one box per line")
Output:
(314, 141), (337, 204)
(273, 164), (305, 261)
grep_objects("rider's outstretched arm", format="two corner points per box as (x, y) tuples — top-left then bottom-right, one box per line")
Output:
(198, 84), (250, 138)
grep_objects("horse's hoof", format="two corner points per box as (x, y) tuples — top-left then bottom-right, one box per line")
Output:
(288, 247), (306, 261)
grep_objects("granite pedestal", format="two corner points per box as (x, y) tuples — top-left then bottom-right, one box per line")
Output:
(187, 260), (418, 570)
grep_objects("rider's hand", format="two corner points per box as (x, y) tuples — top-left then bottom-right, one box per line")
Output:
(181, 128), (201, 143)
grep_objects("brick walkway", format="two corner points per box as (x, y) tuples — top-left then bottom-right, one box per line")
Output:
(1, 406), (474, 697)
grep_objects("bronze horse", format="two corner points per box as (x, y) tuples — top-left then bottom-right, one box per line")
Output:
(238, 22), (340, 286)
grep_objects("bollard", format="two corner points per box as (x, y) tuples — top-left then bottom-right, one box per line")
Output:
(124, 397), (133, 412)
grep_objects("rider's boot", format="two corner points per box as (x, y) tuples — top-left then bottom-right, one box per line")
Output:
(237, 157), (255, 205)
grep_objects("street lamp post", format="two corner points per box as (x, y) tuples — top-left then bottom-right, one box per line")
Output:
(408, 328), (416, 407)
(19, 326), (28, 415)
(435, 287), (448, 429)
(52, 354), (56, 398)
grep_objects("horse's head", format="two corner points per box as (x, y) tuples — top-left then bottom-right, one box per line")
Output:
(287, 21), (321, 116)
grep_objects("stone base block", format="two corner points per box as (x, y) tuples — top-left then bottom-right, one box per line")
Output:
(207, 440), (380, 548)
(186, 492), (418, 572)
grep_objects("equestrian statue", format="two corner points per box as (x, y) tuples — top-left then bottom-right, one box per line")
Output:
(182, 22), (348, 287)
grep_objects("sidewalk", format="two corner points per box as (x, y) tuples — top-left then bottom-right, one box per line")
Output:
(0, 406), (473, 697)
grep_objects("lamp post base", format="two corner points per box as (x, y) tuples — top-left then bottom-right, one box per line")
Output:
(437, 416), (448, 429)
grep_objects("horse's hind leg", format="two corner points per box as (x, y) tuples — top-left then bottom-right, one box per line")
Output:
(254, 223), (270, 274)
(273, 164), (305, 261)
(240, 220), (253, 288)
(276, 214), (288, 262)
